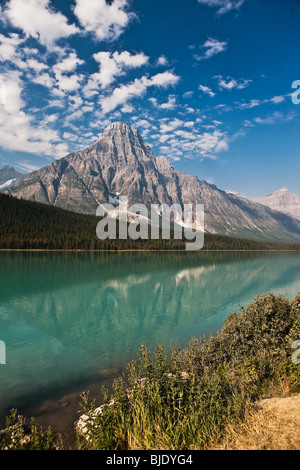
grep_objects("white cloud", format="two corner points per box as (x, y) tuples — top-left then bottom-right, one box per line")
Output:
(159, 134), (172, 143)
(0, 71), (68, 158)
(81, 105), (94, 113)
(85, 50), (149, 91)
(199, 84), (216, 97)
(26, 58), (48, 72)
(215, 75), (252, 90)
(270, 95), (285, 104)
(253, 111), (295, 125)
(100, 78), (147, 114)
(63, 131), (79, 142)
(0, 33), (23, 62)
(184, 121), (195, 128)
(53, 52), (84, 74)
(159, 118), (184, 134)
(183, 91), (194, 99)
(74, 0), (135, 41)
(158, 129), (228, 159)
(5, 0), (78, 46)
(133, 119), (151, 129)
(113, 51), (149, 68)
(52, 52), (84, 93)
(237, 94), (287, 110)
(100, 71), (180, 114)
(237, 98), (261, 109)
(64, 109), (83, 124)
(150, 71), (180, 88)
(32, 72), (55, 89)
(154, 116), (229, 160)
(174, 129), (197, 140)
(194, 37), (228, 61)
(55, 73), (84, 93)
(160, 95), (177, 110)
(121, 103), (134, 113)
(197, 0), (246, 15)
(71, 95), (84, 108)
(157, 55), (168, 66)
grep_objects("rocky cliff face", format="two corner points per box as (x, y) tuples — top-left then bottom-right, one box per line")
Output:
(253, 188), (300, 221)
(6, 122), (300, 242)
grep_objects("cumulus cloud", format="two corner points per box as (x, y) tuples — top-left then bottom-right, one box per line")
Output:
(53, 52), (84, 74)
(0, 32), (23, 62)
(156, 55), (168, 66)
(215, 75), (252, 90)
(5, 0), (78, 46)
(32, 72), (55, 89)
(160, 95), (177, 110)
(100, 71), (180, 114)
(74, 0), (135, 41)
(199, 84), (216, 97)
(158, 126), (228, 159)
(52, 52), (84, 93)
(194, 37), (228, 61)
(84, 51), (149, 94)
(0, 71), (68, 157)
(159, 118), (184, 134)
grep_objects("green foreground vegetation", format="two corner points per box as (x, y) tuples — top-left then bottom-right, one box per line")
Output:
(1, 193), (300, 250)
(1, 292), (300, 450)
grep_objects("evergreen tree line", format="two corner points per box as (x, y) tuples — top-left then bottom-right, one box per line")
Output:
(1, 193), (299, 251)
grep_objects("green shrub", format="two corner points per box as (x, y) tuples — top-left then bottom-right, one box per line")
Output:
(76, 292), (300, 450)
(0, 409), (61, 450)
(76, 346), (248, 450)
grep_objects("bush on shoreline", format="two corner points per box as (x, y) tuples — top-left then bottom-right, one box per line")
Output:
(1, 292), (300, 450)
(76, 292), (300, 450)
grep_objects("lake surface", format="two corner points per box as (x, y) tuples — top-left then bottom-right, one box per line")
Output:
(0, 251), (300, 425)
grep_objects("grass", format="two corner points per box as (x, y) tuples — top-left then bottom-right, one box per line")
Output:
(1, 291), (300, 450)
(209, 394), (300, 450)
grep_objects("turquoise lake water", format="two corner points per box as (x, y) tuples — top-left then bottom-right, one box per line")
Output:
(0, 251), (300, 423)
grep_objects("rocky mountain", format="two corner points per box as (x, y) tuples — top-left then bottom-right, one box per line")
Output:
(0, 165), (26, 191)
(253, 188), (300, 221)
(6, 122), (300, 243)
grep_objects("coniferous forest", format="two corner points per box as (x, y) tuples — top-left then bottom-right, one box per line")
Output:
(1, 193), (300, 251)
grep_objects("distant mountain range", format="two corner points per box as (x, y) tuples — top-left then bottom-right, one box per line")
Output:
(5, 122), (300, 243)
(0, 165), (26, 191)
(253, 187), (300, 221)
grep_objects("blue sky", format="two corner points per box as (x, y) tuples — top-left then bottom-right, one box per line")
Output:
(0, 0), (299, 197)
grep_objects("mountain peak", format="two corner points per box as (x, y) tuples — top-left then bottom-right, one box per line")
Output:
(102, 121), (138, 136)
(274, 187), (289, 194)
(0, 165), (25, 190)
(253, 187), (300, 221)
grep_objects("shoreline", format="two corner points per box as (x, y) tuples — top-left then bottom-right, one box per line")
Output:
(0, 372), (119, 450)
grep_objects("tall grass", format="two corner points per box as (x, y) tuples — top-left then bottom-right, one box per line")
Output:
(76, 292), (300, 450)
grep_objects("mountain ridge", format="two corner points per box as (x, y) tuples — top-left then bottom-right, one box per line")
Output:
(6, 122), (300, 243)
